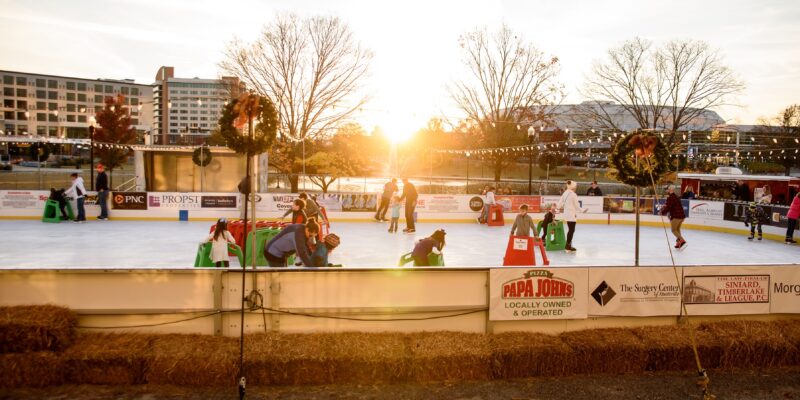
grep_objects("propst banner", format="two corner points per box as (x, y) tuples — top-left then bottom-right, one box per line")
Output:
(688, 200), (725, 220)
(489, 267), (588, 320)
(588, 267), (683, 317)
(769, 266), (800, 314)
(682, 266), (771, 315)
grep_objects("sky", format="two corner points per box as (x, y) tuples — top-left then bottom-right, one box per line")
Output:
(1, 0), (798, 139)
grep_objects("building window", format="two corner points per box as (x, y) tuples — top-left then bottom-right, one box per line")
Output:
(131, 119), (138, 125)
(16, 100), (27, 109)
(3, 76), (12, 85)
(130, 97), (138, 105)
(48, 91), (57, 100)
(66, 104), (76, 112)
(15, 77), (26, 85)
(78, 115), (87, 123)
(94, 84), (103, 92)
(3, 87), (13, 96)
(104, 85), (113, 93)
(3, 111), (14, 120)
(37, 113), (46, 121)
(48, 127), (57, 136)
(66, 82), (76, 90)
(95, 106), (103, 113)
(17, 112), (27, 120)
(67, 115), (76, 122)
(131, 88), (139, 96)
(121, 87), (129, 95)
(36, 101), (46, 110)
(48, 103), (57, 111)
(66, 93), (75, 101)
(95, 95), (103, 103)
(36, 90), (46, 99)
(36, 79), (46, 87)
(77, 93), (87, 102)
(3, 99), (12, 108)
(49, 114), (57, 122)
(77, 82), (86, 91)
(37, 126), (47, 135)
(48, 80), (57, 89)
(16, 88), (27, 97)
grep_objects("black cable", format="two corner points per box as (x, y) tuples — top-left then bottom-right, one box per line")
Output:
(77, 310), (223, 329)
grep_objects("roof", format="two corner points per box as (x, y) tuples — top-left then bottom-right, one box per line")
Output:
(0, 70), (151, 87)
(530, 102), (725, 132)
(678, 173), (800, 182)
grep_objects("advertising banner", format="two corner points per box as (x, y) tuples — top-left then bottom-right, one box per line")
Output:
(683, 266), (771, 315)
(578, 196), (604, 214)
(329, 193), (377, 212)
(495, 195), (542, 213)
(769, 267), (800, 314)
(111, 192), (147, 210)
(0, 190), (49, 209)
(147, 193), (203, 209)
(588, 267), (682, 316)
(254, 193), (376, 213)
(541, 196), (561, 210)
(489, 268), (588, 321)
(415, 195), (473, 213)
(653, 199), (690, 217)
(688, 200), (724, 220)
(201, 195), (237, 209)
(604, 197), (655, 214)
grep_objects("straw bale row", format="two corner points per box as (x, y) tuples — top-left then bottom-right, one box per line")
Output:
(0, 305), (77, 353)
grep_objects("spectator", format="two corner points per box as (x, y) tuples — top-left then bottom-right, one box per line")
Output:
(510, 204), (535, 237)
(375, 178), (397, 222)
(204, 218), (236, 268)
(734, 180), (750, 202)
(759, 186), (772, 204)
(786, 193), (799, 244)
(64, 172), (86, 223)
(681, 185), (696, 200)
(95, 164), (109, 221)
(263, 220), (320, 267)
(399, 178), (418, 233)
(586, 181), (603, 196)
(660, 185), (687, 249)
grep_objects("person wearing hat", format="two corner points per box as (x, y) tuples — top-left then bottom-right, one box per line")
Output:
(744, 201), (769, 241)
(95, 164), (109, 220)
(557, 180), (588, 252)
(660, 185), (687, 249)
(204, 218), (236, 268)
(311, 233), (341, 267)
(412, 229), (446, 266)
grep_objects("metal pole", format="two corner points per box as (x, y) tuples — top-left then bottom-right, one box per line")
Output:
(528, 148), (533, 195)
(301, 137), (305, 192)
(466, 155), (470, 194)
(89, 125), (95, 190)
(635, 155), (640, 267)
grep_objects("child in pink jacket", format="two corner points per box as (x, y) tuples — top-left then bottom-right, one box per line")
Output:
(786, 193), (800, 244)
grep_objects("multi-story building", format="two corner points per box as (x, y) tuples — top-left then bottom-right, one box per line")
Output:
(0, 70), (153, 139)
(152, 66), (244, 145)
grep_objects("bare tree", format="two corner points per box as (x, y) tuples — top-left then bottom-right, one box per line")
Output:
(579, 37), (744, 145)
(449, 24), (563, 182)
(757, 104), (800, 176)
(220, 14), (372, 192)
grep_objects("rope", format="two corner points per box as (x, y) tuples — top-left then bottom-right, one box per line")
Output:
(641, 155), (716, 400)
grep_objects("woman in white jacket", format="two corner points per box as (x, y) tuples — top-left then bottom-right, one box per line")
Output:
(557, 180), (587, 252)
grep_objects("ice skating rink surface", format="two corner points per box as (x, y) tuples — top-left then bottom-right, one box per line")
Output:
(0, 220), (796, 269)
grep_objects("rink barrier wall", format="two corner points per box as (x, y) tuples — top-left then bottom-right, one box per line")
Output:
(0, 190), (791, 242)
(0, 265), (797, 336)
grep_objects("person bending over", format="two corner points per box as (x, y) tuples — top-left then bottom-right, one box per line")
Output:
(264, 219), (320, 267)
(412, 229), (446, 266)
(281, 198), (307, 224)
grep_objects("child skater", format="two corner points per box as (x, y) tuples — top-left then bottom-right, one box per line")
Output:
(311, 233), (341, 267)
(539, 203), (557, 242)
(388, 195), (402, 233)
(281, 199), (307, 224)
(744, 201), (769, 241)
(412, 229), (446, 266)
(510, 204), (535, 237)
(205, 218), (236, 268)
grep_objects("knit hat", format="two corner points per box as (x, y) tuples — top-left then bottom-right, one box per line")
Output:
(566, 180), (577, 191)
(323, 233), (340, 249)
(749, 202), (757, 209)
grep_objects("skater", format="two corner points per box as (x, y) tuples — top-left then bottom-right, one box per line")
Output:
(478, 186), (496, 224)
(375, 178), (397, 221)
(264, 219), (320, 267)
(299, 193), (320, 220)
(681, 185), (696, 200)
(510, 204), (535, 237)
(399, 178), (418, 233)
(281, 199), (307, 224)
(310, 233), (341, 267)
(64, 172), (86, 223)
(411, 229), (446, 266)
(786, 192), (799, 244)
(539, 204), (557, 242)
(49, 188), (69, 220)
(557, 180), (587, 252)
(95, 164), (109, 220)
(204, 218), (236, 268)
(388, 195), (402, 233)
(660, 185), (687, 249)
(586, 181), (603, 196)
(744, 202), (769, 241)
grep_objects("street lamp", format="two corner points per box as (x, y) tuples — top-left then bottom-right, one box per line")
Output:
(527, 126), (537, 195)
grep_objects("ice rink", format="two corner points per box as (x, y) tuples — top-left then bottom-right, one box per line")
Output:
(0, 219), (797, 269)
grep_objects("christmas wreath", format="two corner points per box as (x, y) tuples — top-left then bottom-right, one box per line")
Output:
(192, 146), (212, 167)
(608, 132), (672, 187)
(218, 93), (278, 157)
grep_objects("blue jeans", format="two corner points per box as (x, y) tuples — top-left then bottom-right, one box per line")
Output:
(98, 190), (108, 219)
(76, 197), (86, 221)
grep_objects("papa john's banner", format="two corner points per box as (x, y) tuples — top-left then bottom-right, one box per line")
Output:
(769, 266), (800, 314)
(489, 268), (588, 321)
(682, 266), (771, 315)
(588, 267), (683, 317)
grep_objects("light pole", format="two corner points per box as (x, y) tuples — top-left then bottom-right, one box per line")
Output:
(89, 118), (96, 189)
(465, 152), (470, 194)
(527, 126), (537, 195)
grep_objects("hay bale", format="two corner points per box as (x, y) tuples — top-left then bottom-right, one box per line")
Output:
(560, 327), (647, 374)
(633, 324), (723, 372)
(0, 352), (64, 388)
(407, 332), (491, 381)
(145, 334), (238, 386)
(244, 332), (410, 386)
(701, 320), (793, 368)
(63, 333), (155, 385)
(0, 305), (77, 353)
(490, 332), (576, 378)
(769, 319), (800, 365)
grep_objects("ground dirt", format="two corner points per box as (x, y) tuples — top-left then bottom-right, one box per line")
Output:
(2, 367), (799, 400)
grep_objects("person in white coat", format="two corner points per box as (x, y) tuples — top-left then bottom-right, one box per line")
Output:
(63, 172), (87, 223)
(205, 218), (236, 268)
(557, 180), (588, 252)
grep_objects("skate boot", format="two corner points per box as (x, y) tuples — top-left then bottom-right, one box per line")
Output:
(758, 235), (763, 241)
(565, 244), (576, 252)
(747, 235), (754, 241)
(786, 239), (797, 244)
(677, 239), (687, 250)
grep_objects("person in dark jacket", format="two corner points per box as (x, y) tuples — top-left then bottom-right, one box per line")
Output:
(734, 180), (750, 202)
(281, 199), (307, 224)
(375, 178), (397, 222)
(681, 185), (696, 200)
(744, 202), (769, 241)
(263, 220), (320, 267)
(586, 181), (603, 196)
(660, 185), (687, 249)
(412, 229), (446, 266)
(311, 233), (341, 267)
(95, 164), (109, 220)
(399, 178), (418, 233)
(538, 203), (557, 242)
(49, 188), (69, 220)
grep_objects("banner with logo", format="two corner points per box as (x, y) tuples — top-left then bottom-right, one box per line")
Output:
(147, 193), (204, 209)
(415, 195), (473, 213)
(0, 190), (49, 209)
(603, 197), (655, 214)
(682, 266), (771, 315)
(489, 268), (588, 320)
(769, 267), (800, 314)
(688, 200), (724, 220)
(495, 195), (542, 213)
(201, 195), (237, 209)
(653, 199), (691, 217)
(254, 193), (376, 213)
(588, 267), (683, 316)
(111, 192), (147, 210)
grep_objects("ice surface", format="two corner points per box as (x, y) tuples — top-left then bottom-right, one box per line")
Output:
(0, 220), (796, 269)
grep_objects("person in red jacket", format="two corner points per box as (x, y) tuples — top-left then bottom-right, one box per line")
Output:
(786, 192), (800, 244)
(660, 185), (687, 249)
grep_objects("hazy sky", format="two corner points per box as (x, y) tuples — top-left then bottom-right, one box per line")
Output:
(1, 0), (798, 138)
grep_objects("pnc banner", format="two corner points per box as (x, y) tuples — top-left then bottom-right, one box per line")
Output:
(489, 268), (588, 321)
(111, 191), (147, 210)
(588, 267), (683, 317)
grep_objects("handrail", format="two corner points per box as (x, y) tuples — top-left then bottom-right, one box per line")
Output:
(114, 175), (138, 192)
